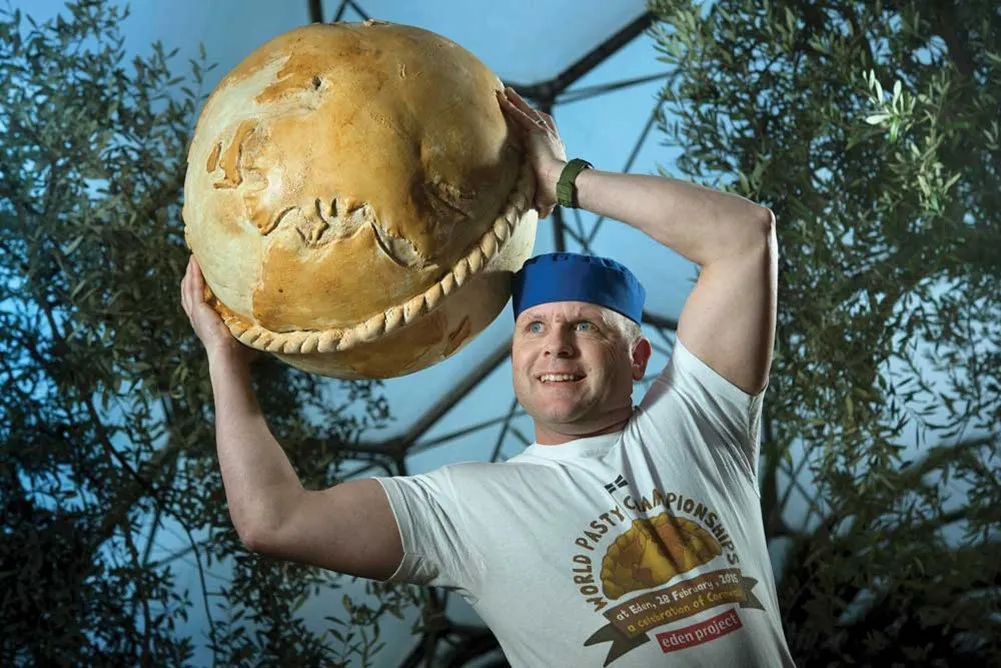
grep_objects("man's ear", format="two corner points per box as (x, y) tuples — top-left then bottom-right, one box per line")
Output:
(631, 338), (652, 381)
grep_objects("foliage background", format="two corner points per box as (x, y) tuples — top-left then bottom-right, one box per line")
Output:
(0, 2), (420, 665)
(650, 0), (1001, 663)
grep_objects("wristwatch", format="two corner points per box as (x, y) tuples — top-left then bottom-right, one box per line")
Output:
(556, 158), (593, 209)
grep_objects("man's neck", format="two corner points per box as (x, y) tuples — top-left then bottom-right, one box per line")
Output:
(534, 412), (632, 446)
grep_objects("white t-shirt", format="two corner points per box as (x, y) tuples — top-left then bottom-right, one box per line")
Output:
(376, 342), (794, 667)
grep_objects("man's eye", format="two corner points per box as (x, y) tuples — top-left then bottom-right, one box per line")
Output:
(528, 322), (544, 333)
(574, 321), (594, 332)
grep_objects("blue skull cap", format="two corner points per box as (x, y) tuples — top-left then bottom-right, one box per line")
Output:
(511, 252), (645, 323)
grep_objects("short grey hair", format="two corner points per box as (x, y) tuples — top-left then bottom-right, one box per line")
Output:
(602, 308), (643, 350)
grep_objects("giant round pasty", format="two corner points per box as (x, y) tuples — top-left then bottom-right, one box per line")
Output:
(182, 20), (537, 378)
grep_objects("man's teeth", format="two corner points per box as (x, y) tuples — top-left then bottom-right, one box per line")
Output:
(540, 374), (582, 383)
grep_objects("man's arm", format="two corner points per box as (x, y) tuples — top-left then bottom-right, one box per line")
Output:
(572, 170), (777, 395)
(499, 88), (777, 394)
(181, 257), (403, 580)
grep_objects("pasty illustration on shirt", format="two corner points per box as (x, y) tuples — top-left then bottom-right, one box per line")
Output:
(571, 487), (766, 665)
(602, 514), (722, 600)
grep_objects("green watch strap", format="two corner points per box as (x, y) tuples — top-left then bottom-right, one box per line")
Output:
(556, 158), (593, 209)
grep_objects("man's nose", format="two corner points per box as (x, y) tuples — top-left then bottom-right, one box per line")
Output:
(543, 327), (575, 357)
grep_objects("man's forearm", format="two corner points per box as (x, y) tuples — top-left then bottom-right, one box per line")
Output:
(570, 168), (774, 266)
(209, 357), (303, 546)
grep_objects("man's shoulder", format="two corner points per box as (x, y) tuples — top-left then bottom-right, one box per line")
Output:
(422, 457), (543, 482)
(392, 458), (552, 507)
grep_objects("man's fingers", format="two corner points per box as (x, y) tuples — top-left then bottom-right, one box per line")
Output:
(187, 255), (209, 304)
(503, 86), (537, 117)
(497, 92), (530, 126)
(497, 89), (542, 132)
(189, 256), (203, 288)
(181, 255), (210, 319)
(500, 88), (560, 141)
(508, 89), (556, 132)
(539, 112), (557, 133)
(181, 259), (192, 315)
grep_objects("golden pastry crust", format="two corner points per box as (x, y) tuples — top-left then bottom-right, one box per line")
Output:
(182, 20), (537, 377)
(212, 163), (533, 355)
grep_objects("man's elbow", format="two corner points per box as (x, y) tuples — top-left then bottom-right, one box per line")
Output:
(230, 496), (300, 555)
(723, 205), (775, 263)
(235, 519), (270, 553)
(746, 205), (777, 263)
(227, 507), (271, 553)
(754, 205), (776, 241)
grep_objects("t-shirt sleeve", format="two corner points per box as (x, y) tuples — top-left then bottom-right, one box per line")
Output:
(374, 465), (486, 598)
(635, 340), (765, 483)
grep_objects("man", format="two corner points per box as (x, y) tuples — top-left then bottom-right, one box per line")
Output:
(181, 87), (792, 665)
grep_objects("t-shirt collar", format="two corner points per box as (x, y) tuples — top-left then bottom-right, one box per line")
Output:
(520, 431), (621, 461)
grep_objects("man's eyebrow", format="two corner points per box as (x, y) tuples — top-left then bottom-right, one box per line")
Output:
(522, 309), (605, 322)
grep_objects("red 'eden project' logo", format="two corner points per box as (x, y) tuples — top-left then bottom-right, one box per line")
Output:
(655, 608), (743, 654)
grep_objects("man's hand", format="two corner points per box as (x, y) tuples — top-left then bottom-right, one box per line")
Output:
(180, 255), (258, 369)
(497, 86), (568, 219)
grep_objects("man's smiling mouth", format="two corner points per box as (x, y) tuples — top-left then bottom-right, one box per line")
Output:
(538, 373), (584, 383)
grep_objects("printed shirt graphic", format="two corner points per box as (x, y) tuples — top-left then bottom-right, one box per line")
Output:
(377, 342), (794, 667)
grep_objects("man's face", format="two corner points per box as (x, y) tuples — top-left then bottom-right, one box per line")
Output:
(511, 301), (648, 442)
